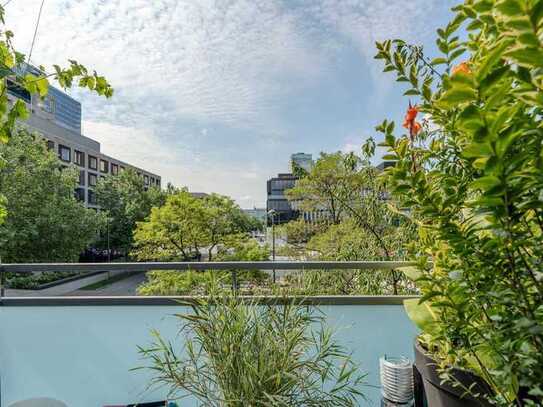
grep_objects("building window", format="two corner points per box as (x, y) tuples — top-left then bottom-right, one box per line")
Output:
(144, 175), (149, 185)
(89, 155), (98, 170)
(111, 163), (118, 175)
(46, 140), (54, 150)
(79, 170), (85, 186)
(88, 173), (97, 187)
(75, 188), (85, 202)
(58, 145), (71, 162)
(156, 179), (161, 188)
(74, 150), (85, 167)
(88, 190), (97, 205)
(100, 159), (109, 173)
(7, 79), (31, 103)
(150, 177), (155, 184)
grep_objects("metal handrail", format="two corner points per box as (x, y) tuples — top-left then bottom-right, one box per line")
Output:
(1, 260), (415, 274)
(0, 261), (417, 306)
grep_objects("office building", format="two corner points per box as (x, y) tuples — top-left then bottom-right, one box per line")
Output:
(266, 173), (299, 226)
(290, 152), (313, 173)
(7, 65), (161, 208)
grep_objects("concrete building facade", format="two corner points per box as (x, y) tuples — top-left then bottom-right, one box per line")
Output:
(7, 67), (161, 208)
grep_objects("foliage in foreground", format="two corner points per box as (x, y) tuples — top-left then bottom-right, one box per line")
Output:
(375, 0), (543, 404)
(0, 131), (104, 262)
(137, 293), (365, 406)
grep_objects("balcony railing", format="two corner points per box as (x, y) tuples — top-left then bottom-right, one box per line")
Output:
(1, 261), (419, 406)
(0, 260), (417, 302)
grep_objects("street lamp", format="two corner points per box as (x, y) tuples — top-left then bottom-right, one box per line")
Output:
(267, 209), (277, 284)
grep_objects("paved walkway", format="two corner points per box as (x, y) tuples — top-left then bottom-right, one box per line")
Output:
(4, 272), (149, 297)
(68, 271), (148, 296)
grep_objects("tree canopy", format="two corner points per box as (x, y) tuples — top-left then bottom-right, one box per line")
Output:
(95, 168), (166, 255)
(132, 191), (258, 261)
(0, 130), (104, 262)
(281, 149), (415, 294)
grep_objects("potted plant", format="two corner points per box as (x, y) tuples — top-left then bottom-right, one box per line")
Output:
(372, 1), (543, 406)
(136, 291), (366, 406)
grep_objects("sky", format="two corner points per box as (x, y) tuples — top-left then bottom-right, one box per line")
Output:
(7, 0), (457, 208)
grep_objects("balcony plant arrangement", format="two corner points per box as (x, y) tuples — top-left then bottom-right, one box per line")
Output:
(137, 291), (366, 406)
(374, 0), (543, 406)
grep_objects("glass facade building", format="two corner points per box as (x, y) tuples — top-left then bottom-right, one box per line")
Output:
(9, 63), (82, 133)
(48, 86), (82, 134)
(266, 173), (299, 226)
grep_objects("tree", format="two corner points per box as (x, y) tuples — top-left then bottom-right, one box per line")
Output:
(286, 152), (361, 225)
(137, 240), (270, 296)
(95, 168), (165, 256)
(282, 149), (415, 294)
(0, 5), (112, 225)
(132, 191), (256, 261)
(0, 130), (104, 262)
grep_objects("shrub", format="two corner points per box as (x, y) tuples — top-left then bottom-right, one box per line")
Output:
(137, 293), (365, 406)
(374, 1), (543, 405)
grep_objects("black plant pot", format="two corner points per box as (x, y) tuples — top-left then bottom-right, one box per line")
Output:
(414, 340), (493, 407)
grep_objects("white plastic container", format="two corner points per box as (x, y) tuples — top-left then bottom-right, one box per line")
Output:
(380, 355), (414, 404)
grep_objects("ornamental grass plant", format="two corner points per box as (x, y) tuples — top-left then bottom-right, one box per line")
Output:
(137, 292), (365, 406)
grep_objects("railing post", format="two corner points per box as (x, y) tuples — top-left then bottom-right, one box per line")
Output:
(0, 256), (4, 301)
(231, 270), (238, 294)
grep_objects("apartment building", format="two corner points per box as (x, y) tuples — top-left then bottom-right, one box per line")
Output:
(7, 65), (161, 208)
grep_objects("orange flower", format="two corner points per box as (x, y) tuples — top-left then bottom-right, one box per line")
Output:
(412, 121), (422, 135)
(404, 104), (419, 123)
(402, 102), (422, 136)
(452, 62), (471, 76)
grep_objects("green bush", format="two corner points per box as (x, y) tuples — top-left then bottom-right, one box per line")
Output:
(7, 271), (79, 289)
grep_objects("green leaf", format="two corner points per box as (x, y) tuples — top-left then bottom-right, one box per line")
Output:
(504, 46), (543, 68)
(35, 77), (49, 97)
(496, 0), (523, 16)
(437, 86), (477, 109)
(398, 266), (422, 281)
(404, 298), (439, 335)
(403, 89), (420, 96)
(431, 57), (447, 66)
(462, 142), (493, 158)
(476, 39), (513, 83)
(457, 105), (484, 132)
(470, 176), (501, 191)
(448, 47), (466, 63)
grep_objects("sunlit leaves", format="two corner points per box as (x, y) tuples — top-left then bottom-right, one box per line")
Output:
(373, 0), (543, 403)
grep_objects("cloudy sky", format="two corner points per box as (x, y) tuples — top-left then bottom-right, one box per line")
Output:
(7, 0), (456, 208)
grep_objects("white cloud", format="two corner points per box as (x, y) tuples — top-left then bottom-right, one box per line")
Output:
(7, 0), (328, 130)
(84, 119), (270, 208)
(6, 0), (452, 206)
